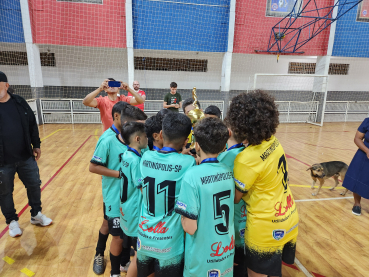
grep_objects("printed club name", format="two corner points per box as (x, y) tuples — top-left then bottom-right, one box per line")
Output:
(142, 160), (182, 172)
(201, 172), (233, 185)
(260, 139), (280, 161)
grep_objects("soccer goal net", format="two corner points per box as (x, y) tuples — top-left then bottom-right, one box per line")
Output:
(253, 74), (328, 126)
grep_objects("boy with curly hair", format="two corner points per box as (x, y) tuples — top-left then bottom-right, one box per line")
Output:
(175, 117), (235, 277)
(227, 90), (299, 277)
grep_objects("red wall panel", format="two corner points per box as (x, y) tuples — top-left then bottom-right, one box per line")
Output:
(234, 0), (333, 56)
(28, 0), (126, 48)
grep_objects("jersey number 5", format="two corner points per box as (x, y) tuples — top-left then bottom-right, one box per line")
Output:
(213, 190), (231, 235)
(142, 177), (176, 217)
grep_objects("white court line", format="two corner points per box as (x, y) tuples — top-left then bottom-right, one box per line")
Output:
(295, 257), (314, 277)
(296, 196), (353, 202)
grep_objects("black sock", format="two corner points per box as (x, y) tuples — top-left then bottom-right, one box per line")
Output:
(120, 246), (131, 266)
(110, 252), (122, 275)
(95, 231), (109, 256)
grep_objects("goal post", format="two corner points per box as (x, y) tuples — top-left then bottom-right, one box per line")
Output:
(253, 74), (329, 127)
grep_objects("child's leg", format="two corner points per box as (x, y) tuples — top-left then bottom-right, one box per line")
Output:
(96, 219), (109, 255)
(126, 250), (137, 277)
(110, 235), (123, 275)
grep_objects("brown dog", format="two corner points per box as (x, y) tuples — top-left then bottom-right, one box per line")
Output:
(307, 161), (349, 196)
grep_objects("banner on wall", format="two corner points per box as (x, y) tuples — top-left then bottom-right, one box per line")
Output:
(357, 0), (369, 22)
(266, 0), (303, 17)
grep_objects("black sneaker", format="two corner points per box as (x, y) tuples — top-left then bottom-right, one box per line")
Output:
(93, 254), (105, 275)
(352, 206), (361, 216)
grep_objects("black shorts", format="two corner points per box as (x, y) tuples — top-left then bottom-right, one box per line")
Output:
(137, 252), (184, 277)
(245, 238), (296, 277)
(103, 203), (123, 237)
(234, 246), (247, 277)
(120, 230), (138, 251)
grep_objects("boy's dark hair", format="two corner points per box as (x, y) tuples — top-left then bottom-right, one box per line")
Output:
(121, 122), (145, 145)
(145, 116), (161, 141)
(193, 117), (229, 154)
(204, 105), (221, 118)
(170, 82), (177, 88)
(182, 98), (201, 113)
(108, 78), (116, 81)
(111, 101), (129, 118)
(156, 109), (171, 121)
(162, 113), (192, 143)
(226, 90), (279, 145)
(120, 105), (148, 132)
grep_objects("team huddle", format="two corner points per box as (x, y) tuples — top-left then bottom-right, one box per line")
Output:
(89, 90), (299, 277)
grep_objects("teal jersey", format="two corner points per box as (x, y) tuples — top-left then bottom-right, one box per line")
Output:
(141, 146), (150, 155)
(96, 126), (118, 147)
(120, 148), (143, 237)
(218, 144), (247, 248)
(91, 134), (127, 219)
(175, 161), (235, 277)
(138, 150), (196, 259)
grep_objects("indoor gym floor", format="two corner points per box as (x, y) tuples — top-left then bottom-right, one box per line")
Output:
(0, 122), (368, 277)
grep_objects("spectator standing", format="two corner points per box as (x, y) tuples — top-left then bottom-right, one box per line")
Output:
(163, 82), (182, 113)
(128, 80), (146, 111)
(0, 71), (52, 238)
(83, 78), (145, 131)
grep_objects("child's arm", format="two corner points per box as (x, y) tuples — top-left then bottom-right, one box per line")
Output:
(234, 189), (243, 204)
(89, 163), (120, 178)
(181, 216), (197, 235)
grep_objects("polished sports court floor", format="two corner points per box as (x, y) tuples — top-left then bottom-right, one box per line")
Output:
(0, 122), (368, 277)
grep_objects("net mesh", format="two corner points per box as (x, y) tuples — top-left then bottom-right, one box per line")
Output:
(0, 0), (368, 124)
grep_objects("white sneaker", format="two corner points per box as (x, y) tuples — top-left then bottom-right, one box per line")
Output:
(9, 220), (22, 237)
(30, 212), (52, 226)
(120, 261), (131, 272)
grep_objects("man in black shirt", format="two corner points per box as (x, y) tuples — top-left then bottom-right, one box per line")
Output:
(0, 71), (52, 238)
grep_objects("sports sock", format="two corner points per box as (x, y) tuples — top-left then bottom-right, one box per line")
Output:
(95, 231), (109, 256)
(120, 246), (131, 266)
(110, 252), (122, 275)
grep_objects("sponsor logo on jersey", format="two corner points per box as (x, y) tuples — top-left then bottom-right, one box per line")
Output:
(274, 194), (294, 217)
(240, 205), (247, 218)
(92, 155), (102, 162)
(137, 238), (141, 250)
(273, 229), (286, 240)
(139, 217), (169, 234)
(239, 228), (245, 239)
(207, 269), (220, 277)
(176, 201), (187, 210)
(210, 235), (235, 257)
(113, 218), (120, 228)
(234, 178), (245, 189)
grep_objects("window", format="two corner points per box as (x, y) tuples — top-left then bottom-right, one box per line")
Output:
(356, 1), (369, 22)
(134, 57), (208, 72)
(0, 51), (56, 67)
(266, 0), (303, 17)
(288, 62), (349, 75)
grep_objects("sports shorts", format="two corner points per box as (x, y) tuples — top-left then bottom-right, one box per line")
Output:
(245, 237), (296, 277)
(120, 230), (138, 251)
(137, 252), (184, 277)
(234, 246), (247, 277)
(103, 203), (122, 237)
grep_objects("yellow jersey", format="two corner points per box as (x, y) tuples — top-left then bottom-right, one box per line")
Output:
(233, 135), (298, 247)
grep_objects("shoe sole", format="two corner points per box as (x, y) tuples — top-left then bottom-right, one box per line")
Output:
(352, 211), (361, 216)
(9, 233), (22, 238)
(30, 220), (53, 227)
